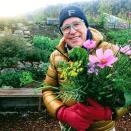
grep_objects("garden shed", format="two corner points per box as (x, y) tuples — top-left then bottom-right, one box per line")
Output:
(46, 18), (59, 25)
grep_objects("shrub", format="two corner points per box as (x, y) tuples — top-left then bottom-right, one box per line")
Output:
(95, 14), (106, 29)
(19, 71), (33, 86)
(23, 62), (49, 82)
(0, 35), (27, 68)
(33, 36), (51, 50)
(106, 29), (131, 45)
(33, 36), (59, 51)
(0, 70), (35, 88)
(0, 70), (21, 88)
(39, 49), (51, 63)
(22, 47), (41, 62)
(32, 36), (60, 62)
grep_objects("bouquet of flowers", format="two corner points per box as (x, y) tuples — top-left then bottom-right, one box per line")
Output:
(38, 40), (130, 130)
(57, 40), (131, 109)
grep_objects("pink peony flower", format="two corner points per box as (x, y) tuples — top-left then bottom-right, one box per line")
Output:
(83, 40), (96, 49)
(89, 48), (118, 68)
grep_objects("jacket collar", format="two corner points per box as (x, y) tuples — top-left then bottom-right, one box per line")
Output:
(55, 38), (70, 60)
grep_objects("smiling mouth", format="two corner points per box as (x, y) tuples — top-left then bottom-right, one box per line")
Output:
(69, 36), (80, 40)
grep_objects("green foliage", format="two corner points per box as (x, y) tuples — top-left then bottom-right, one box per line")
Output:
(0, 35), (27, 68)
(0, 65), (49, 88)
(112, 54), (131, 91)
(0, 35), (59, 88)
(0, 35), (60, 65)
(97, 15), (106, 28)
(98, 0), (113, 15)
(68, 47), (88, 64)
(0, 71), (21, 88)
(124, 91), (131, 106)
(32, 36), (60, 62)
(22, 47), (41, 62)
(33, 35), (59, 51)
(19, 71), (33, 86)
(33, 36), (51, 50)
(0, 70), (41, 88)
(106, 29), (131, 45)
(38, 49), (50, 63)
(96, 0), (111, 29)
(23, 62), (49, 82)
(51, 38), (60, 47)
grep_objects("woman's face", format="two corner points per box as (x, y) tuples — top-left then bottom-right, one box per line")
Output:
(61, 17), (87, 48)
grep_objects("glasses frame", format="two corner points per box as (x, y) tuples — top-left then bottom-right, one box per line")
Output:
(60, 19), (84, 35)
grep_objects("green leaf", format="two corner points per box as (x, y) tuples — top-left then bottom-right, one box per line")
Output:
(68, 47), (88, 63)
(124, 91), (131, 106)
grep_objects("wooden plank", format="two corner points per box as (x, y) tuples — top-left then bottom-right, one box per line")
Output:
(0, 88), (42, 97)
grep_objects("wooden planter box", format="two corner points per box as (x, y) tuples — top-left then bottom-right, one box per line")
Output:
(0, 88), (43, 112)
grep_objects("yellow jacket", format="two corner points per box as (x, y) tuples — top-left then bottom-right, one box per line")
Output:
(42, 28), (128, 131)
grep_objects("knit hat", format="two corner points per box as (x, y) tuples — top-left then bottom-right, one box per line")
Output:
(59, 5), (88, 28)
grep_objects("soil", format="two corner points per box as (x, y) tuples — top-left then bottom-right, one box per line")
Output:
(0, 109), (130, 131)
(0, 109), (60, 131)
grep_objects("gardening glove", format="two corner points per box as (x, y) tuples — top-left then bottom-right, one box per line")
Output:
(76, 98), (112, 121)
(57, 103), (93, 130)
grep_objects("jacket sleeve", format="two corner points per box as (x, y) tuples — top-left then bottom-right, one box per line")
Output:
(42, 52), (64, 118)
(42, 90), (64, 118)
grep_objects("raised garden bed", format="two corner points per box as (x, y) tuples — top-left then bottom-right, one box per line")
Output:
(0, 88), (42, 111)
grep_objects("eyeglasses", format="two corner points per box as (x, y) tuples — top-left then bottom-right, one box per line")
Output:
(61, 20), (84, 34)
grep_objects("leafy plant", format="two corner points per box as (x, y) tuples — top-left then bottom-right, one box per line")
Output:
(20, 71), (33, 86)
(22, 47), (41, 62)
(106, 29), (131, 45)
(0, 35), (27, 68)
(33, 36), (51, 50)
(32, 36), (60, 62)
(33, 36), (59, 51)
(0, 71), (21, 88)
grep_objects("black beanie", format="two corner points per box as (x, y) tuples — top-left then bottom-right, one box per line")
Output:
(59, 5), (88, 28)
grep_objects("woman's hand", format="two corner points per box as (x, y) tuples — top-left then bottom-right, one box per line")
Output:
(76, 98), (112, 121)
(57, 103), (93, 130)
